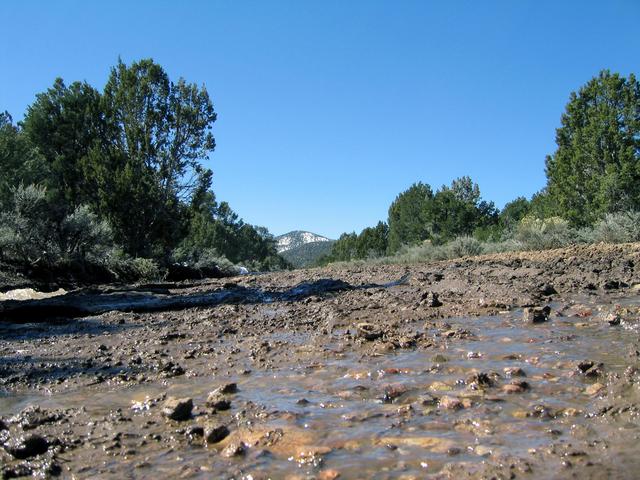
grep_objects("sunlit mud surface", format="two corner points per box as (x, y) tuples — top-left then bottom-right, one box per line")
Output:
(1, 244), (640, 478)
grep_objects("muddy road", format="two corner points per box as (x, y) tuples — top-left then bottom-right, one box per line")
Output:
(1, 243), (640, 479)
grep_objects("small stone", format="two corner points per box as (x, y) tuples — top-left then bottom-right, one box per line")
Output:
(206, 392), (231, 411)
(211, 383), (238, 395)
(421, 291), (442, 307)
(439, 396), (463, 410)
(605, 312), (621, 326)
(585, 383), (605, 396)
(576, 360), (604, 378)
(504, 367), (526, 377)
(4, 434), (49, 459)
(523, 306), (551, 323)
(540, 284), (557, 296)
(431, 354), (449, 363)
(318, 469), (341, 480)
(221, 441), (246, 457)
(466, 372), (495, 389)
(355, 323), (382, 341)
(187, 425), (204, 438)
(206, 424), (230, 444)
(162, 397), (193, 421)
(502, 381), (530, 394)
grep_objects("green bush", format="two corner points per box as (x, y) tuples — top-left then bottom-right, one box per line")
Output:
(586, 211), (640, 244)
(0, 184), (56, 266)
(446, 236), (483, 258)
(59, 205), (114, 264)
(514, 216), (575, 250)
(107, 250), (164, 282)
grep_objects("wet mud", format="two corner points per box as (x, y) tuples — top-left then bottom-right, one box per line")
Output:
(1, 243), (640, 479)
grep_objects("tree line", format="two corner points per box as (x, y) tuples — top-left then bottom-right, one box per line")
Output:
(0, 59), (288, 281)
(321, 70), (640, 264)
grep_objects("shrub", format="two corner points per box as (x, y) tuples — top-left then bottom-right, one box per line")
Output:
(587, 211), (640, 244)
(59, 205), (114, 264)
(514, 216), (575, 250)
(106, 250), (164, 282)
(446, 236), (483, 258)
(0, 184), (56, 266)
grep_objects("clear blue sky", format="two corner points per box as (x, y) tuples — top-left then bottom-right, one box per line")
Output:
(1, 1), (638, 238)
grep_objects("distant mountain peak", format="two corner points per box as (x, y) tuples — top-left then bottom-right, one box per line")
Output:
(275, 230), (332, 253)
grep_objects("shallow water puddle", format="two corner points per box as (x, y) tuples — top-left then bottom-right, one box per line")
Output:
(2, 309), (638, 478)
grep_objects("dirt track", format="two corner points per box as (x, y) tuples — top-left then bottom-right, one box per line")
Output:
(1, 243), (640, 479)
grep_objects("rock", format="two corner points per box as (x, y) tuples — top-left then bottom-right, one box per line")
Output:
(210, 383), (238, 395)
(439, 396), (463, 410)
(355, 323), (382, 341)
(466, 372), (496, 389)
(523, 306), (551, 323)
(206, 424), (230, 444)
(381, 384), (410, 403)
(10, 406), (63, 430)
(604, 312), (621, 326)
(378, 436), (457, 453)
(4, 434), (49, 459)
(432, 354), (449, 363)
(205, 392), (231, 411)
(585, 383), (605, 396)
(187, 425), (204, 438)
(162, 397), (193, 421)
(504, 367), (526, 377)
(415, 394), (438, 406)
(539, 284), (557, 296)
(576, 361), (604, 378)
(0, 419), (7, 431)
(502, 381), (530, 394)
(421, 291), (442, 307)
(221, 441), (246, 457)
(603, 280), (626, 290)
(318, 469), (341, 480)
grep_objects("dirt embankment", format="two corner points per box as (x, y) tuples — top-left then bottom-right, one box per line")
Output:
(1, 243), (640, 479)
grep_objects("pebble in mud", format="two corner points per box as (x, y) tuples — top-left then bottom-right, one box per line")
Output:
(162, 397), (193, 421)
(221, 441), (247, 457)
(206, 425), (230, 444)
(355, 322), (383, 341)
(502, 380), (530, 394)
(210, 383), (238, 395)
(522, 306), (551, 323)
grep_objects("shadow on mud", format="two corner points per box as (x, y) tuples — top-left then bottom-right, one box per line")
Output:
(0, 275), (410, 324)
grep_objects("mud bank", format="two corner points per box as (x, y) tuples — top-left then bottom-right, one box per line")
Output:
(1, 243), (640, 479)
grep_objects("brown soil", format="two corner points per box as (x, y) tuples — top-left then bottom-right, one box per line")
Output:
(1, 243), (640, 479)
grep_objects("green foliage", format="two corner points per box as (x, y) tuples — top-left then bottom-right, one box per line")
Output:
(58, 205), (114, 264)
(387, 182), (434, 252)
(0, 185), (115, 270)
(514, 216), (575, 250)
(107, 251), (164, 282)
(0, 184), (53, 266)
(94, 58), (217, 257)
(387, 177), (498, 253)
(545, 70), (640, 226)
(0, 112), (47, 207)
(320, 221), (388, 264)
(500, 197), (531, 228)
(446, 236), (483, 258)
(176, 189), (288, 272)
(279, 241), (335, 268)
(0, 58), (286, 280)
(584, 211), (640, 243)
(22, 79), (106, 208)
